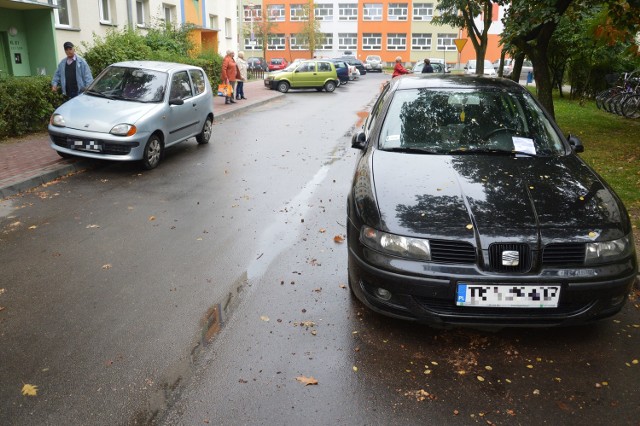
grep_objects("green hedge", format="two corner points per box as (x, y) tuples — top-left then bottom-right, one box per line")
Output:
(0, 25), (222, 141)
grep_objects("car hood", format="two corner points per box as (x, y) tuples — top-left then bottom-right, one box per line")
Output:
(54, 94), (158, 133)
(362, 150), (629, 244)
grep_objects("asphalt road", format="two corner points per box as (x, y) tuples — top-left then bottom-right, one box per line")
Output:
(1, 73), (639, 426)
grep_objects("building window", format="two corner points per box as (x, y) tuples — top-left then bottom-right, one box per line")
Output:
(267, 5), (285, 22)
(54, 0), (71, 27)
(437, 33), (457, 51)
(290, 34), (307, 50)
(210, 14), (218, 29)
(136, 0), (147, 27)
(363, 3), (383, 21)
(268, 33), (286, 50)
(225, 18), (232, 39)
(412, 3), (434, 21)
(362, 32), (382, 50)
(387, 33), (406, 50)
(315, 4), (333, 21)
(244, 37), (263, 50)
(243, 5), (263, 22)
(163, 4), (175, 23)
(338, 3), (357, 21)
(99, 0), (111, 23)
(388, 3), (408, 21)
(411, 33), (432, 50)
(318, 33), (333, 50)
(290, 4), (308, 21)
(338, 33), (357, 50)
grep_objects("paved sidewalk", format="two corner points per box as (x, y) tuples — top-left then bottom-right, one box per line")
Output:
(0, 79), (282, 199)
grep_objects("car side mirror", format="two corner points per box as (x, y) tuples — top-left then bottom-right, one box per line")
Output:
(351, 131), (367, 150)
(567, 134), (584, 153)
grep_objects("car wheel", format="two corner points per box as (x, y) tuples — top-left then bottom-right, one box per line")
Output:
(277, 81), (289, 93)
(196, 116), (213, 145)
(324, 81), (336, 93)
(142, 134), (163, 170)
(56, 151), (75, 159)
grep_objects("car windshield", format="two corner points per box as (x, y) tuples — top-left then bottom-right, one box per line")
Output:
(378, 88), (566, 156)
(86, 66), (168, 103)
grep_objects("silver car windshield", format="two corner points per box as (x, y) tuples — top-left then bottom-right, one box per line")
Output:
(87, 66), (168, 103)
(379, 88), (566, 156)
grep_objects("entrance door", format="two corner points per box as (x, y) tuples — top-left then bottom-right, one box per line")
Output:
(0, 33), (10, 77)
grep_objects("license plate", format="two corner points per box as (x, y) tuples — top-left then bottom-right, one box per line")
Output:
(456, 283), (560, 308)
(73, 140), (101, 152)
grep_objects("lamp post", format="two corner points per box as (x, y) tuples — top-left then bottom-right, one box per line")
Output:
(249, 2), (255, 45)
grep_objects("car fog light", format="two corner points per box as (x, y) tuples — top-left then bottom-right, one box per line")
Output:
(376, 288), (392, 301)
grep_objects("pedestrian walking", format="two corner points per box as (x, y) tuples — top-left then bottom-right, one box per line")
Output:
(236, 51), (248, 100)
(51, 41), (93, 99)
(421, 58), (434, 73)
(392, 56), (410, 78)
(221, 50), (240, 104)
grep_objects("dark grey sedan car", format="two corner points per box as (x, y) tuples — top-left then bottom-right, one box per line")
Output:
(347, 74), (637, 327)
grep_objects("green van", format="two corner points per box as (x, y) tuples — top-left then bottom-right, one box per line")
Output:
(264, 60), (339, 93)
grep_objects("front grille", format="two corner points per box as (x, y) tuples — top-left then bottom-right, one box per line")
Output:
(102, 143), (132, 155)
(489, 243), (532, 273)
(543, 243), (585, 265)
(430, 240), (476, 264)
(49, 133), (134, 156)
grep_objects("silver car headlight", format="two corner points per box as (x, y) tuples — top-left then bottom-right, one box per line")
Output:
(585, 234), (634, 264)
(110, 124), (137, 136)
(360, 226), (431, 261)
(50, 114), (65, 127)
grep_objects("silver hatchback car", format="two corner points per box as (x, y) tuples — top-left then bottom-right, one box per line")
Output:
(49, 61), (215, 169)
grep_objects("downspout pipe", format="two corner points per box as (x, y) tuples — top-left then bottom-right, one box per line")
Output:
(126, 0), (134, 29)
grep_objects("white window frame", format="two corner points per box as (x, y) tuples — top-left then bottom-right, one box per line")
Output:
(210, 14), (219, 30)
(411, 33), (432, 50)
(315, 4), (333, 21)
(290, 34), (308, 50)
(437, 33), (458, 51)
(318, 33), (333, 50)
(387, 3), (408, 21)
(412, 3), (434, 21)
(243, 5), (263, 22)
(54, 0), (72, 27)
(362, 32), (382, 50)
(387, 33), (406, 50)
(136, 0), (147, 27)
(244, 36), (263, 50)
(338, 32), (357, 50)
(267, 5), (285, 22)
(268, 33), (286, 50)
(290, 4), (308, 21)
(225, 18), (232, 39)
(99, 0), (111, 24)
(363, 3), (383, 21)
(163, 4), (175, 23)
(338, 3), (357, 21)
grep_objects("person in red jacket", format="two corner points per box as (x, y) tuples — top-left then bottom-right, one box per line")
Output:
(221, 50), (241, 104)
(392, 56), (410, 78)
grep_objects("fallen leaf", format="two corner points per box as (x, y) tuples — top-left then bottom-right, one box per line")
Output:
(296, 375), (318, 386)
(334, 235), (345, 243)
(21, 384), (38, 396)
(148, 216), (156, 221)
(339, 284), (347, 289)
(485, 366), (493, 371)
(86, 224), (100, 229)
(466, 224), (473, 230)
(102, 264), (112, 270)
(477, 376), (485, 382)
(353, 366), (358, 372)
(260, 315), (270, 322)
(28, 225), (37, 230)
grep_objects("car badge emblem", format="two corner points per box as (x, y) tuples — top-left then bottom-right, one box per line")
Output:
(502, 250), (520, 266)
(84, 124), (90, 128)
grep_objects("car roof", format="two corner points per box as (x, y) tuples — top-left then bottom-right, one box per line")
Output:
(110, 61), (201, 72)
(392, 74), (527, 92)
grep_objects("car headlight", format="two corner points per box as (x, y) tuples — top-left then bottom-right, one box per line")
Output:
(360, 226), (431, 261)
(110, 124), (137, 136)
(585, 235), (634, 264)
(50, 114), (65, 127)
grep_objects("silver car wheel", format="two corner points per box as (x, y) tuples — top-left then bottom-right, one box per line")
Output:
(142, 135), (162, 170)
(196, 116), (213, 144)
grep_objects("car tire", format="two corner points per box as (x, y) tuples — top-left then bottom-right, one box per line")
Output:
(277, 81), (289, 93)
(324, 81), (336, 93)
(56, 151), (75, 159)
(142, 134), (163, 170)
(196, 116), (213, 145)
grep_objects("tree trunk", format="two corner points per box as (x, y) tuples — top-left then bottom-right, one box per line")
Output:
(530, 49), (555, 119)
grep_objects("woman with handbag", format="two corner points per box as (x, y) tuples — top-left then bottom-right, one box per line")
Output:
(221, 50), (239, 104)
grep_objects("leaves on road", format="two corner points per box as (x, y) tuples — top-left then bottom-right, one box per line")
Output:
(296, 375), (318, 386)
(334, 234), (345, 243)
(21, 384), (38, 396)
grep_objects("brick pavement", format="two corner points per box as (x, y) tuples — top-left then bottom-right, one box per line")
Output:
(0, 80), (282, 199)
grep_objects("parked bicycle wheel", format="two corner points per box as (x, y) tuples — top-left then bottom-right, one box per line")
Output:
(621, 94), (640, 119)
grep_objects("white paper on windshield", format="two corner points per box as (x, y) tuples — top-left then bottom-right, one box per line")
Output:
(512, 137), (536, 155)
(386, 135), (400, 141)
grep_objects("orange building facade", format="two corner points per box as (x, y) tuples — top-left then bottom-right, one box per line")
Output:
(241, 1), (505, 66)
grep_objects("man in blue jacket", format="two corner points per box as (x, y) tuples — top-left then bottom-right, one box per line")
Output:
(51, 41), (93, 99)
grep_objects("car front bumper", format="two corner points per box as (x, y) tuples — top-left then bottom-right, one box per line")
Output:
(347, 222), (637, 328)
(49, 127), (151, 161)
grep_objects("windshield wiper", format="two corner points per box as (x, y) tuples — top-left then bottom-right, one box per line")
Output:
(84, 89), (116, 100)
(384, 147), (441, 155)
(447, 148), (538, 157)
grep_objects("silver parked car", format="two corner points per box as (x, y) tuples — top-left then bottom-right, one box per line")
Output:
(364, 55), (383, 72)
(49, 61), (215, 170)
